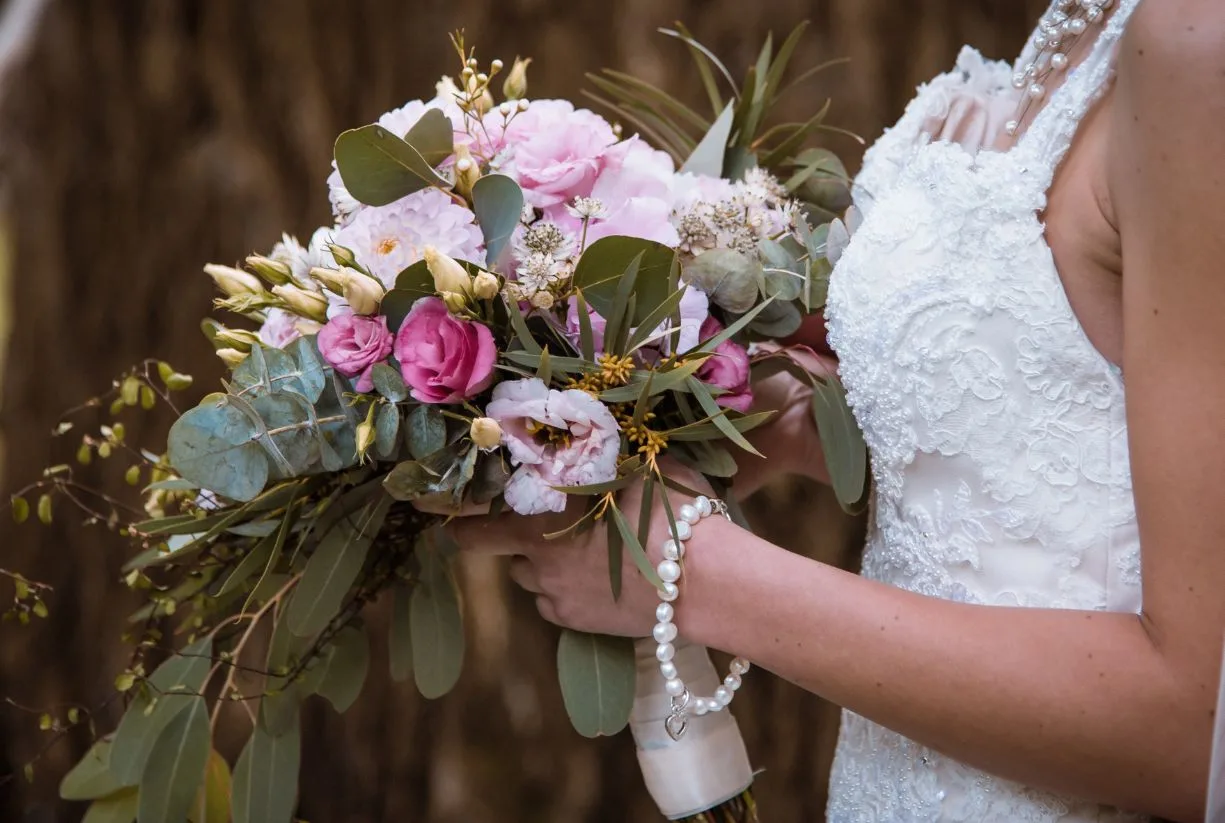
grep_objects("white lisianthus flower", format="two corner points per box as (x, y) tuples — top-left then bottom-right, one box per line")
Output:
(334, 189), (485, 290)
(271, 226), (334, 289)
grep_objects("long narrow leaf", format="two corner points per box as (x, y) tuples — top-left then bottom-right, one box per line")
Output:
(762, 22), (809, 108)
(686, 377), (765, 457)
(581, 92), (686, 165)
(608, 503), (663, 589)
(606, 516), (623, 601)
(625, 287), (687, 354)
(599, 69), (710, 132)
(505, 295), (542, 355)
(660, 26), (738, 99)
(601, 252), (642, 358)
(696, 297), (776, 353)
(575, 290), (596, 361)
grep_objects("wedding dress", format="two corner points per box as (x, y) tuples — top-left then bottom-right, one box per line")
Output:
(823, 1), (1148, 820)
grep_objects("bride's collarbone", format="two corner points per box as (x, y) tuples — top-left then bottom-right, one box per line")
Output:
(1041, 86), (1125, 369)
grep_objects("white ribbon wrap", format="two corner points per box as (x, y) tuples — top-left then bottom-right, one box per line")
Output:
(630, 638), (754, 820)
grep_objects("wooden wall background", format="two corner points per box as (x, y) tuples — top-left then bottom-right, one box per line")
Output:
(0, 1), (1046, 821)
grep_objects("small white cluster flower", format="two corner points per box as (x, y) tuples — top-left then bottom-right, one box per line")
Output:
(514, 252), (573, 295)
(672, 170), (798, 256)
(514, 220), (576, 260)
(565, 196), (609, 221)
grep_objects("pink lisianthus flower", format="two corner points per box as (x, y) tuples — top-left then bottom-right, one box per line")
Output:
(258, 308), (305, 349)
(394, 297), (496, 404)
(316, 314), (394, 394)
(696, 316), (753, 412)
(500, 100), (618, 208)
(486, 378), (622, 515)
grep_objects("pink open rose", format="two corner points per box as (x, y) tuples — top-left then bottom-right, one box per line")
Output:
(394, 297), (496, 404)
(696, 316), (752, 412)
(485, 378), (621, 515)
(316, 313), (394, 393)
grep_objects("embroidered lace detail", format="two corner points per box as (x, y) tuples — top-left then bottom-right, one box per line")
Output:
(824, 2), (1145, 820)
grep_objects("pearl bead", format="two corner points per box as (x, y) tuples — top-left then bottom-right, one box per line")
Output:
(725, 673), (742, 691)
(1011, 72), (1026, 89)
(1005, 120), (1019, 136)
(705, 697), (724, 712)
(660, 582), (679, 602)
(1067, 17), (1087, 34)
(659, 661), (678, 679)
(694, 700), (709, 716)
(657, 559), (681, 584)
(653, 621), (678, 644)
(730, 657), (751, 675)
(715, 686), (733, 706)
(1051, 52), (1069, 70)
(1085, 6), (1102, 22)
(662, 538), (682, 561)
(1027, 83), (1045, 100)
(673, 521), (692, 541)
(665, 677), (686, 697)
(656, 603), (674, 623)
(694, 496), (712, 517)
(656, 643), (675, 663)
(679, 504), (700, 525)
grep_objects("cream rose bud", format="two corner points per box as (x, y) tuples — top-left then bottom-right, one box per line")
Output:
(441, 291), (468, 314)
(453, 144), (481, 199)
(424, 246), (472, 297)
(472, 271), (500, 300)
(272, 284), (330, 323)
(215, 347), (247, 369)
(309, 266), (347, 294)
(204, 264), (263, 298)
(502, 56), (531, 100)
(244, 255), (293, 286)
(355, 418), (377, 460)
(529, 290), (554, 310)
(213, 327), (261, 352)
(470, 417), (503, 450)
(341, 268), (385, 315)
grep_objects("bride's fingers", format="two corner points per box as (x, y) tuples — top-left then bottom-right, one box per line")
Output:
(447, 515), (520, 555)
(534, 595), (560, 626)
(508, 556), (542, 594)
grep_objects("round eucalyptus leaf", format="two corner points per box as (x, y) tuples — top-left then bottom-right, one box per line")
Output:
(556, 630), (635, 738)
(747, 299), (803, 338)
(167, 399), (267, 503)
(681, 249), (762, 314)
(472, 174), (524, 265)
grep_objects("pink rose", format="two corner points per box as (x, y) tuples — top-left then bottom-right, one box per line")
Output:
(316, 314), (394, 393)
(696, 317), (753, 412)
(485, 378), (622, 515)
(394, 297), (496, 404)
(501, 100), (618, 208)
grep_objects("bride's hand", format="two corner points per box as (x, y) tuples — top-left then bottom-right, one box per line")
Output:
(448, 463), (721, 637)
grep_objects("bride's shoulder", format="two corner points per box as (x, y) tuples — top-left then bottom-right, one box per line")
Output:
(1119, 0), (1225, 95)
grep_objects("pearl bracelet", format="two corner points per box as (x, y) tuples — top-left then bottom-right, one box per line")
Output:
(652, 494), (751, 741)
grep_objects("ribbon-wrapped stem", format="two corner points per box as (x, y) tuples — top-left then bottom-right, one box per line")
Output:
(630, 638), (758, 821)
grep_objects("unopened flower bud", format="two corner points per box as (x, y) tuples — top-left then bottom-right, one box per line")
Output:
(204, 264), (263, 298)
(464, 73), (494, 115)
(216, 348), (248, 369)
(453, 144), (481, 200)
(502, 57), (531, 101)
(244, 255), (293, 286)
(341, 268), (385, 315)
(472, 270), (499, 300)
(490, 59), (504, 73)
(309, 266), (346, 294)
(441, 291), (469, 314)
(272, 284), (329, 323)
(355, 419), (377, 461)
(530, 290), (554, 310)
(469, 417), (503, 450)
(213, 327), (261, 352)
(424, 246), (472, 297)
(327, 243), (360, 270)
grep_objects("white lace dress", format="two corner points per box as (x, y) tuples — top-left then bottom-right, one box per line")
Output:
(823, 2), (1148, 821)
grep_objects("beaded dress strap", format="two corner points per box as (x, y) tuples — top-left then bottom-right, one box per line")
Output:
(1015, 0), (1143, 190)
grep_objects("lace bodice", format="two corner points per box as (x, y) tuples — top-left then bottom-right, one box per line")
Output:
(824, 3), (1147, 821)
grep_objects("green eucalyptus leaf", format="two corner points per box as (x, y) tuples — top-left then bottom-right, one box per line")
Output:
(334, 123), (448, 207)
(812, 377), (869, 513)
(406, 405), (446, 461)
(762, 266), (804, 303)
(286, 337), (327, 403)
(608, 504), (663, 589)
(230, 719), (300, 823)
(402, 108), (455, 164)
(571, 236), (676, 326)
(60, 739), (124, 801)
(410, 544), (464, 699)
(248, 391), (319, 477)
(383, 460), (438, 502)
(370, 363), (408, 403)
(374, 403), (401, 461)
(680, 102), (734, 177)
(315, 624), (369, 713)
(681, 249), (762, 314)
(219, 538), (273, 597)
(747, 299), (803, 338)
(194, 749), (231, 823)
(808, 257), (832, 310)
(137, 696), (210, 823)
(312, 372), (361, 466)
(686, 377), (764, 457)
(110, 637), (213, 786)
(389, 585), (413, 683)
(472, 174), (524, 265)
(166, 397), (267, 503)
(286, 494), (392, 637)
(469, 455), (511, 505)
(260, 606), (306, 737)
(83, 789), (139, 823)
(556, 630), (635, 738)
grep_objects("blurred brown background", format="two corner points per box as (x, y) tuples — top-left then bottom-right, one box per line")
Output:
(0, 1), (1045, 821)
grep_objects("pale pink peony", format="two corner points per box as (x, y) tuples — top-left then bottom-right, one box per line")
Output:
(394, 297), (496, 404)
(696, 316), (752, 412)
(317, 314), (394, 394)
(333, 188), (485, 290)
(500, 100), (618, 208)
(485, 378), (622, 515)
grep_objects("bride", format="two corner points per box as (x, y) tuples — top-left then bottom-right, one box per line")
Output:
(451, 0), (1225, 820)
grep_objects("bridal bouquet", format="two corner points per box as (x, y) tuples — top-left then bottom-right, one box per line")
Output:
(7, 26), (865, 823)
